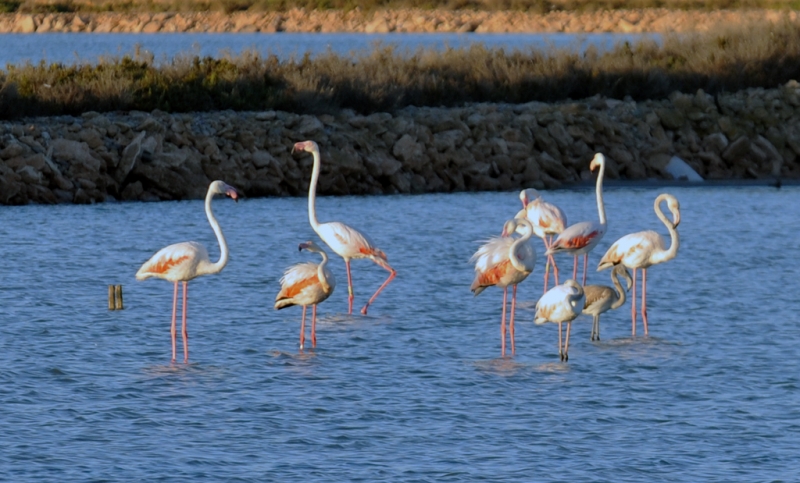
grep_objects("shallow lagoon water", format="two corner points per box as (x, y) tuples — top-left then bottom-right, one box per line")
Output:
(0, 186), (799, 481)
(0, 32), (659, 65)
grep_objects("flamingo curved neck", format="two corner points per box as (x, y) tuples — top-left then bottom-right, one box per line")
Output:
(610, 270), (627, 309)
(317, 251), (331, 292)
(595, 158), (607, 225)
(509, 222), (533, 272)
(651, 196), (680, 265)
(198, 187), (228, 275)
(308, 147), (322, 232)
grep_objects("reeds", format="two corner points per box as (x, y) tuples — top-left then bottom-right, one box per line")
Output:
(3, 21), (800, 119)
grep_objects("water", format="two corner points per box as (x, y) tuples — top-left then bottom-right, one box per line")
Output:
(1, 186), (799, 481)
(0, 32), (659, 66)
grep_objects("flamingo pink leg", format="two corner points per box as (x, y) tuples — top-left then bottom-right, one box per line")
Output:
(542, 239), (551, 293)
(564, 322), (572, 361)
(509, 284), (517, 355)
(550, 236), (560, 285)
(312, 304), (318, 348)
(500, 287), (508, 356)
(642, 268), (649, 336)
(360, 263), (396, 315)
(631, 268), (637, 337)
(558, 322), (563, 359)
(300, 305), (307, 350)
(170, 281), (178, 363)
(181, 281), (189, 363)
(582, 254), (588, 286)
(344, 259), (355, 315)
(572, 255), (578, 282)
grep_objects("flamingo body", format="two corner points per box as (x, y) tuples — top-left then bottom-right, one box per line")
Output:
(136, 180), (238, 363)
(582, 265), (632, 340)
(535, 279), (585, 361)
(276, 241), (336, 349)
(597, 193), (681, 337)
(471, 219), (536, 356)
(546, 153), (608, 285)
(294, 140), (395, 315)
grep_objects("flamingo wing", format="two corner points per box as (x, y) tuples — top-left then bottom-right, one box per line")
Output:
(535, 284), (582, 323)
(598, 231), (663, 270)
(136, 241), (206, 281)
(548, 221), (605, 253)
(275, 262), (322, 307)
(317, 221), (386, 260)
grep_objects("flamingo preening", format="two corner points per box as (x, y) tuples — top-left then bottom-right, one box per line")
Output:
(534, 279), (585, 361)
(582, 265), (632, 341)
(597, 193), (681, 337)
(546, 153), (608, 286)
(516, 188), (567, 293)
(135, 180), (239, 363)
(470, 218), (536, 356)
(275, 241), (336, 350)
(293, 140), (396, 316)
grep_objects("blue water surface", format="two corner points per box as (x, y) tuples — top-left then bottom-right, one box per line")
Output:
(0, 186), (798, 481)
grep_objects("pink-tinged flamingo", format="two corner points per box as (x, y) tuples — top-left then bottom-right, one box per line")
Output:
(275, 241), (336, 350)
(582, 265), (632, 341)
(470, 218), (536, 356)
(546, 153), (608, 286)
(293, 140), (395, 316)
(597, 193), (680, 337)
(515, 188), (567, 293)
(135, 180), (239, 363)
(535, 279), (585, 361)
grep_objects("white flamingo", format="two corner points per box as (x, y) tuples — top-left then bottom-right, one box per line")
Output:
(471, 218), (536, 356)
(582, 265), (632, 341)
(546, 153), (608, 286)
(515, 188), (567, 292)
(135, 180), (239, 363)
(293, 140), (395, 316)
(275, 241), (336, 350)
(598, 193), (681, 337)
(535, 279), (585, 361)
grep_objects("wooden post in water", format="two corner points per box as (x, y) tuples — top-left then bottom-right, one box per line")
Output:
(108, 285), (116, 310)
(115, 285), (124, 310)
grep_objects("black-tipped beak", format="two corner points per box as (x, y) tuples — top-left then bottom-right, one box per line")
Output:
(298, 242), (311, 252)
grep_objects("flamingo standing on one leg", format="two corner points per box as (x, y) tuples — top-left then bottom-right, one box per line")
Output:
(546, 153), (608, 286)
(582, 265), (632, 341)
(275, 241), (336, 350)
(135, 180), (239, 363)
(597, 193), (680, 337)
(515, 188), (567, 293)
(293, 140), (395, 316)
(470, 218), (536, 356)
(535, 279), (585, 361)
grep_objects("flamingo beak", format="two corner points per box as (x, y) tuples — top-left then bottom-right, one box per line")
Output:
(298, 241), (311, 251)
(225, 186), (240, 202)
(673, 211), (681, 228)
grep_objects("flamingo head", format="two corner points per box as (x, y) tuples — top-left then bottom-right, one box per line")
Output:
(501, 219), (517, 237)
(667, 195), (681, 227)
(298, 240), (324, 254)
(519, 188), (541, 207)
(292, 140), (319, 155)
(589, 153), (605, 172)
(210, 180), (240, 202)
(613, 265), (633, 291)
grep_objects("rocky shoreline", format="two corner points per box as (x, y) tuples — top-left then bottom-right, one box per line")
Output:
(1, 82), (799, 205)
(1, 8), (795, 34)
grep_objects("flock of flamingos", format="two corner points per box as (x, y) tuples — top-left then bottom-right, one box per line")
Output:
(135, 140), (681, 363)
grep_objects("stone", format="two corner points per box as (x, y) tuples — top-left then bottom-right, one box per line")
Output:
(50, 139), (103, 179)
(116, 131), (146, 183)
(1, 141), (27, 160)
(364, 152), (402, 178)
(703, 132), (729, 153)
(722, 136), (751, 163)
(16, 15), (37, 33)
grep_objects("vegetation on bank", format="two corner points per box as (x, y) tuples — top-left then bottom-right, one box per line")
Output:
(2, 21), (800, 119)
(2, 0), (800, 14)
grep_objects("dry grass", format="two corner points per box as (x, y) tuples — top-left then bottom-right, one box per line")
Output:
(2, 21), (800, 118)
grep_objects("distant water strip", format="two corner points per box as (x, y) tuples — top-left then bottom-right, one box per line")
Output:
(0, 32), (661, 66)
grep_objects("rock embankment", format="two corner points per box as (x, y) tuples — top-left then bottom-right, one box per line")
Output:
(1, 8), (796, 34)
(2, 83), (800, 205)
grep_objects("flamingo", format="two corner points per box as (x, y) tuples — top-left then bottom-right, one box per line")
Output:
(515, 188), (567, 293)
(135, 180), (239, 363)
(293, 140), (395, 316)
(546, 153), (608, 286)
(275, 240), (336, 350)
(534, 279), (585, 361)
(582, 265), (632, 341)
(597, 193), (681, 337)
(470, 218), (536, 356)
